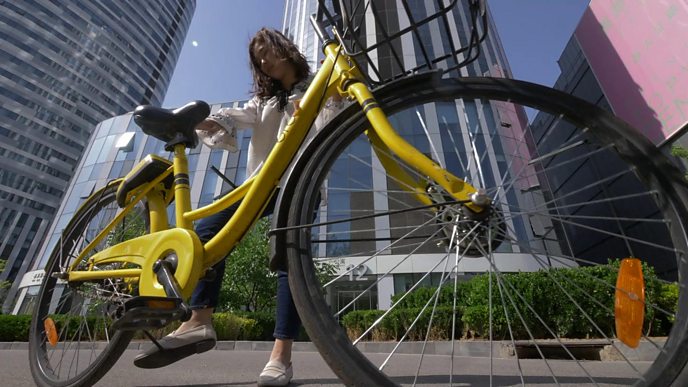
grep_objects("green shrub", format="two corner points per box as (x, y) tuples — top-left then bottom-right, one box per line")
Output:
(0, 311), (276, 342)
(0, 312), (281, 342)
(2, 262), (678, 343)
(649, 282), (679, 336)
(212, 312), (257, 340)
(342, 307), (461, 341)
(344, 261), (677, 341)
(232, 310), (275, 340)
(342, 309), (384, 340)
(460, 262), (663, 340)
(0, 315), (116, 342)
(132, 312), (263, 341)
(391, 283), (469, 309)
(0, 314), (31, 341)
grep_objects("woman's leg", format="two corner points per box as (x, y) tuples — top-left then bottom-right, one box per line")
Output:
(270, 270), (301, 363)
(266, 194), (316, 365)
(183, 191), (279, 331)
(258, 270), (300, 385)
(177, 203), (239, 332)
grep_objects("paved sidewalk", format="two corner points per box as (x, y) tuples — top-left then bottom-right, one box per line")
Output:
(2, 347), (342, 386)
(2, 340), (654, 386)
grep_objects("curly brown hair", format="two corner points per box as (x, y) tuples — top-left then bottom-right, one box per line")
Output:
(249, 28), (311, 105)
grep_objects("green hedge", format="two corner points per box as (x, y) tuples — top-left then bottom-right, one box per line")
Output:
(0, 311), (279, 342)
(0, 315), (110, 342)
(133, 311), (278, 341)
(232, 310), (275, 341)
(460, 261), (673, 339)
(0, 315), (31, 341)
(461, 267), (616, 339)
(343, 262), (678, 341)
(2, 263), (679, 343)
(211, 312), (257, 340)
(341, 306), (461, 341)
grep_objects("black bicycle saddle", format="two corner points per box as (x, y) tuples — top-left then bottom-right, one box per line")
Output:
(134, 100), (210, 151)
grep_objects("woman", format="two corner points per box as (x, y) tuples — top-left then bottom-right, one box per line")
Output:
(135, 28), (339, 387)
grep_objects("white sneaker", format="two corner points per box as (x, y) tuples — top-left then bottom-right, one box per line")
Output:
(257, 360), (293, 386)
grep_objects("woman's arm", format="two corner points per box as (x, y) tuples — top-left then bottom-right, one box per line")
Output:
(195, 97), (260, 152)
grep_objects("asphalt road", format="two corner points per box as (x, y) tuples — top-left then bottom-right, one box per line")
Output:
(3, 347), (645, 386)
(3, 349), (339, 387)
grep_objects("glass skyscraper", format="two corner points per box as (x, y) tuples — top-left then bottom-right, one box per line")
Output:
(0, 0), (195, 312)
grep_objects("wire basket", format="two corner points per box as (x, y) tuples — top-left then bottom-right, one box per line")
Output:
(317, 0), (488, 85)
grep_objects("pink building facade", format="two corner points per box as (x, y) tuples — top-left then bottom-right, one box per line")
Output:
(575, 0), (688, 145)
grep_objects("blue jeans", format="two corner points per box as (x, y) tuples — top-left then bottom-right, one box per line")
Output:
(190, 193), (301, 340)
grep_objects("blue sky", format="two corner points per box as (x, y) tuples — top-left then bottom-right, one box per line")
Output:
(163, 0), (590, 109)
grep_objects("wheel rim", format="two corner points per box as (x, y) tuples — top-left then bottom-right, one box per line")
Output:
(287, 77), (688, 386)
(31, 188), (148, 385)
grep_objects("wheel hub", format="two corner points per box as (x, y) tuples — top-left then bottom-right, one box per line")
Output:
(430, 186), (506, 257)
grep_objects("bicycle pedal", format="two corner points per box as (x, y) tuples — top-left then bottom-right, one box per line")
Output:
(112, 296), (189, 331)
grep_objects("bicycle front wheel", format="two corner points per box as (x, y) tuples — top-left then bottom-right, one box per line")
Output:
(29, 180), (149, 387)
(284, 74), (688, 386)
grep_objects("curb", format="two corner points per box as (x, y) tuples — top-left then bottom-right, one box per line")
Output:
(2, 338), (664, 361)
(126, 340), (320, 353)
(0, 341), (318, 352)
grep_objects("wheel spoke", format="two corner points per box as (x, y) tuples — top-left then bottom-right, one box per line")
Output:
(31, 187), (145, 385)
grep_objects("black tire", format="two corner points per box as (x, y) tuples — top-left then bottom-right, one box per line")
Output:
(29, 180), (149, 387)
(284, 73), (688, 386)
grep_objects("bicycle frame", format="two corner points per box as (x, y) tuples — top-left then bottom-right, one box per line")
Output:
(64, 40), (483, 298)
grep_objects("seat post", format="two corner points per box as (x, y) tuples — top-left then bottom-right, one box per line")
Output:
(172, 143), (193, 229)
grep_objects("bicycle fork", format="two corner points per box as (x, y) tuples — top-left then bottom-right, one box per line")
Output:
(325, 43), (486, 214)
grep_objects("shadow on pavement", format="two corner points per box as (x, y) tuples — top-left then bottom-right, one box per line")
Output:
(392, 374), (638, 385)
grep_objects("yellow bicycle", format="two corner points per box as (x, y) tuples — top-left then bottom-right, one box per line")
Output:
(29, 0), (688, 386)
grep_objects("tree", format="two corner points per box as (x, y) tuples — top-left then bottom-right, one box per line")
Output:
(0, 259), (11, 310)
(217, 218), (341, 313)
(108, 208), (148, 244)
(671, 145), (688, 180)
(217, 218), (277, 312)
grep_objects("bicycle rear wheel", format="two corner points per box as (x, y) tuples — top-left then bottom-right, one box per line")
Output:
(29, 180), (149, 387)
(284, 74), (688, 386)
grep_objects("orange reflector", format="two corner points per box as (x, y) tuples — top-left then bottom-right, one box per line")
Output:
(44, 318), (58, 347)
(615, 258), (645, 348)
(147, 300), (176, 309)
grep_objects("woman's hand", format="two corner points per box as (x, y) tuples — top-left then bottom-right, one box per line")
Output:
(195, 114), (238, 152)
(195, 119), (223, 133)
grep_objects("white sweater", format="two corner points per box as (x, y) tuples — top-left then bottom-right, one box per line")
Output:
(195, 78), (343, 179)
